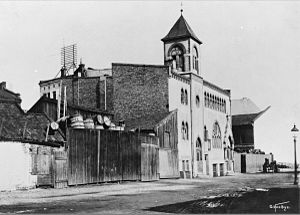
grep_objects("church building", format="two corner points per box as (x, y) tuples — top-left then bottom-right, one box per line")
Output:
(38, 12), (235, 178)
(112, 13), (234, 177)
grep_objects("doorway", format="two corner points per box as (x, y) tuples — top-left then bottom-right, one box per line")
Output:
(196, 138), (203, 173)
(205, 154), (209, 175)
(241, 154), (246, 173)
(213, 164), (217, 177)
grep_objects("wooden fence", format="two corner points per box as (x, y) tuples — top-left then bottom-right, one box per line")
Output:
(67, 129), (159, 186)
(141, 136), (159, 181)
(155, 110), (179, 178)
(159, 148), (179, 178)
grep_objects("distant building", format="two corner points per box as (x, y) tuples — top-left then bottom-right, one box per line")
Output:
(0, 81), (21, 104)
(38, 13), (235, 178)
(231, 97), (272, 173)
(231, 97), (270, 153)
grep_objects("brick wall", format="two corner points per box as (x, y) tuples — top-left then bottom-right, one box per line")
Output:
(99, 77), (113, 111)
(112, 63), (170, 122)
(70, 78), (99, 110)
(106, 77), (114, 111)
(43, 76), (113, 112)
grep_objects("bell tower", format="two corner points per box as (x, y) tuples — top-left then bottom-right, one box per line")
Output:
(161, 11), (202, 76)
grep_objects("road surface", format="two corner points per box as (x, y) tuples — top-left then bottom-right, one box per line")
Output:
(0, 173), (299, 214)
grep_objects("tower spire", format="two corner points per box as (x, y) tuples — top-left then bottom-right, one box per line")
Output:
(180, 2), (183, 15)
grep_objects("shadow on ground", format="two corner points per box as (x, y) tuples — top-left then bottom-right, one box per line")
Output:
(146, 187), (299, 214)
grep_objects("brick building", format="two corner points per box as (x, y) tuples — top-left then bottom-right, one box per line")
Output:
(39, 65), (113, 113)
(39, 13), (235, 178)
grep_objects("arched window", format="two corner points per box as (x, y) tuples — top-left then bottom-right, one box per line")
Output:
(207, 94), (209, 108)
(193, 47), (199, 74)
(196, 95), (200, 107)
(181, 88), (184, 104)
(169, 45), (185, 72)
(221, 99), (224, 112)
(213, 95), (216, 110)
(224, 100), (226, 113)
(182, 122), (185, 140)
(204, 92), (207, 107)
(196, 138), (202, 161)
(212, 122), (222, 149)
(204, 126), (208, 141)
(184, 90), (188, 105)
(185, 122), (189, 140)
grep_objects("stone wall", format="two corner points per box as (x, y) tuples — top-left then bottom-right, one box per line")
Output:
(234, 152), (273, 173)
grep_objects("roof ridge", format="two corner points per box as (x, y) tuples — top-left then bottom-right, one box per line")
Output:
(3, 88), (20, 96)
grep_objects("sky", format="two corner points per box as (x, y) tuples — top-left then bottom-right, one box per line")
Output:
(0, 1), (299, 163)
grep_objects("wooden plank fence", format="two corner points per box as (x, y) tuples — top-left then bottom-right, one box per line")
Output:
(67, 129), (158, 186)
(159, 149), (179, 178)
(141, 135), (159, 181)
(155, 110), (179, 178)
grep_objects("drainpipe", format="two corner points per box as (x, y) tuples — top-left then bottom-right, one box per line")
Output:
(104, 77), (107, 110)
(190, 75), (194, 178)
(77, 78), (80, 106)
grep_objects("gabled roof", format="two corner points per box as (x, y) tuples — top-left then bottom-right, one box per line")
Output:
(124, 111), (174, 131)
(0, 99), (65, 146)
(28, 96), (114, 119)
(162, 15), (202, 44)
(232, 97), (261, 115)
(231, 97), (270, 126)
(232, 110), (268, 126)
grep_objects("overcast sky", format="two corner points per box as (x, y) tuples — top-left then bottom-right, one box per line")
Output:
(0, 1), (299, 163)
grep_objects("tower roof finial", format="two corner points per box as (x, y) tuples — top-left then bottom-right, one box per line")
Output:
(180, 2), (183, 15)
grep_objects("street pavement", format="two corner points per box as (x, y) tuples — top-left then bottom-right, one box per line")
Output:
(0, 173), (299, 214)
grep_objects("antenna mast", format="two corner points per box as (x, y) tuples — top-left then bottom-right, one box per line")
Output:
(61, 44), (78, 75)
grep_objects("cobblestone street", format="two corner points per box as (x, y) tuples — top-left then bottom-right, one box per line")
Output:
(0, 173), (299, 214)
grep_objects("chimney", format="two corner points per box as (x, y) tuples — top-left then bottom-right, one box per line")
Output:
(74, 63), (86, 77)
(0, 82), (6, 90)
(60, 67), (67, 77)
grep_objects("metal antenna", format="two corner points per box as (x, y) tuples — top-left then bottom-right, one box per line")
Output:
(62, 38), (65, 68)
(60, 43), (78, 75)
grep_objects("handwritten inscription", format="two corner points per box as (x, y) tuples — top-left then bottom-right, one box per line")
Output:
(269, 201), (290, 213)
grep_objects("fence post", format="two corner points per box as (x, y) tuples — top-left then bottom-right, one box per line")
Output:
(97, 129), (100, 182)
